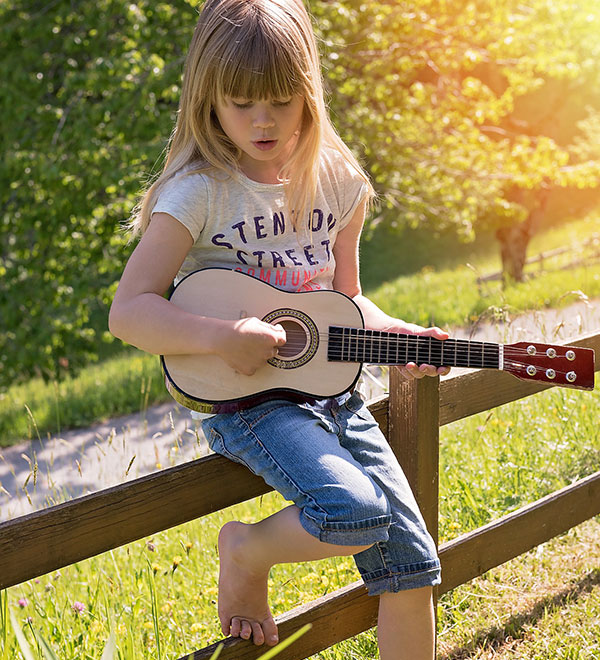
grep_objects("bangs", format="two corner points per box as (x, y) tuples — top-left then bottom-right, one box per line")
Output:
(215, 17), (306, 101)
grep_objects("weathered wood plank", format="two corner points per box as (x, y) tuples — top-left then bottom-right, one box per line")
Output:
(388, 373), (440, 544)
(0, 399), (389, 591)
(439, 469), (600, 593)
(183, 470), (600, 660)
(0, 454), (270, 590)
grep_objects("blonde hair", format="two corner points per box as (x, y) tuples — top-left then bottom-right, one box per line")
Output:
(129, 0), (374, 237)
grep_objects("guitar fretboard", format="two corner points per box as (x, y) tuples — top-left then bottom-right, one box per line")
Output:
(327, 326), (501, 369)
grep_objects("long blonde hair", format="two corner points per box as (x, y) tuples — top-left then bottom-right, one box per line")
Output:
(129, 0), (374, 236)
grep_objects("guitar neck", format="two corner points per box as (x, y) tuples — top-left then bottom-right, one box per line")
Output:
(327, 326), (501, 369)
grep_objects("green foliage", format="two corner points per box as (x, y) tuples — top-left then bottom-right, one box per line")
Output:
(312, 0), (600, 236)
(0, 0), (198, 388)
(4, 0), (600, 391)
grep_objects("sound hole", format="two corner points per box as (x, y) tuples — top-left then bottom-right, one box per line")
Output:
(278, 320), (308, 358)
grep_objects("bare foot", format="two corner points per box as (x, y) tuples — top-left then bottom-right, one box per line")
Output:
(217, 521), (279, 646)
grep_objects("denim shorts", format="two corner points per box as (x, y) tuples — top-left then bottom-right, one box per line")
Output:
(202, 392), (440, 595)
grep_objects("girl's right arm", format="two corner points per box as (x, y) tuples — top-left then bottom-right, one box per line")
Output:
(108, 213), (286, 375)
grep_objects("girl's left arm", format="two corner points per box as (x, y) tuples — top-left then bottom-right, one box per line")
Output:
(332, 200), (450, 379)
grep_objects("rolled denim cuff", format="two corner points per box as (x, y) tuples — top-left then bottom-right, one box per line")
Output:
(362, 559), (442, 595)
(299, 510), (392, 546)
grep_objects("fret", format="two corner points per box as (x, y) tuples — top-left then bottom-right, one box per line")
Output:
(429, 337), (443, 367)
(406, 335), (418, 364)
(357, 329), (366, 362)
(383, 331), (391, 363)
(373, 330), (381, 363)
(484, 342), (500, 368)
(328, 326), (343, 361)
(342, 327), (350, 361)
(349, 328), (358, 362)
(455, 340), (470, 367)
(471, 341), (484, 369)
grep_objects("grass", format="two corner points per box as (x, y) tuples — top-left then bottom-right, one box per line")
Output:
(363, 213), (600, 328)
(2, 373), (599, 659)
(2, 212), (600, 446)
(0, 350), (165, 447)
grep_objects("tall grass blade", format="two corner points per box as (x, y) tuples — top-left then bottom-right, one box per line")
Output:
(146, 560), (163, 660)
(1, 591), (7, 653)
(33, 632), (60, 660)
(207, 644), (223, 660)
(99, 631), (117, 660)
(8, 609), (36, 660)
(255, 623), (312, 660)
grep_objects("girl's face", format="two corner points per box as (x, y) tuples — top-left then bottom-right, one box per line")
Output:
(214, 94), (305, 183)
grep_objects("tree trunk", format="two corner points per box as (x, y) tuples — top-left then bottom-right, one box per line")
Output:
(496, 186), (551, 285)
(496, 222), (531, 283)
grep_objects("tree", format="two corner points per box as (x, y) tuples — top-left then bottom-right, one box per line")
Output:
(0, 0), (196, 388)
(311, 0), (600, 282)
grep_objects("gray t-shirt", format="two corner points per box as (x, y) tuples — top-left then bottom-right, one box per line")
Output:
(152, 148), (368, 291)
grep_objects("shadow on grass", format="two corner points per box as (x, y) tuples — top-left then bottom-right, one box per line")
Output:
(440, 567), (600, 659)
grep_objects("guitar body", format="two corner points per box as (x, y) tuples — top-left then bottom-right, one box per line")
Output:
(161, 268), (364, 412)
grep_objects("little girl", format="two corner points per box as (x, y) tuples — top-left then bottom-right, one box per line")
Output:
(109, 1), (449, 658)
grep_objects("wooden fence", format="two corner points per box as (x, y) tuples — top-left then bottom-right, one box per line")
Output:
(1, 331), (600, 659)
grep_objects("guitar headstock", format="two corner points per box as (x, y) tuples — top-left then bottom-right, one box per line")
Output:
(503, 342), (595, 391)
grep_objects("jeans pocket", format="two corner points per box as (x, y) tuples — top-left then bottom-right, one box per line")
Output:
(343, 392), (373, 421)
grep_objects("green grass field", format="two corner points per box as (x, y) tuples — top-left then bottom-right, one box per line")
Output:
(2, 213), (600, 659)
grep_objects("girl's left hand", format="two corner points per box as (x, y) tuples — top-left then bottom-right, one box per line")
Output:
(384, 322), (451, 381)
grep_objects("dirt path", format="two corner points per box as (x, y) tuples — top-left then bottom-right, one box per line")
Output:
(1, 296), (599, 521)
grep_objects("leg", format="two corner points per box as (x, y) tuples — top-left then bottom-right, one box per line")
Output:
(378, 587), (435, 660)
(203, 397), (407, 646)
(218, 504), (371, 646)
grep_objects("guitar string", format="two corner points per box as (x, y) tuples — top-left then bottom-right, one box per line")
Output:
(280, 330), (581, 359)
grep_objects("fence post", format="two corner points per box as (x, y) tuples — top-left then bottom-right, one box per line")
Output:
(388, 369), (440, 650)
(388, 370), (440, 545)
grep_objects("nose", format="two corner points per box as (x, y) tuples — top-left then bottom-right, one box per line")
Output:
(252, 103), (275, 129)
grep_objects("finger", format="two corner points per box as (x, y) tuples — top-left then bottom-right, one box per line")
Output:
(405, 363), (424, 379)
(419, 364), (439, 377)
(420, 326), (449, 340)
(272, 323), (287, 345)
(438, 366), (451, 376)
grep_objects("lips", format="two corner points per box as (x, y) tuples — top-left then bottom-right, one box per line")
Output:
(252, 139), (278, 151)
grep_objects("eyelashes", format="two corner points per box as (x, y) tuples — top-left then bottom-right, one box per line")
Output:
(231, 98), (293, 109)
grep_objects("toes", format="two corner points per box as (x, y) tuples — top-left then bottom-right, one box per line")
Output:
(230, 616), (242, 638)
(240, 619), (253, 641)
(263, 618), (279, 646)
(250, 621), (265, 646)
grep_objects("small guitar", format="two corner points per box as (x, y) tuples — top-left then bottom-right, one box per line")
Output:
(161, 268), (596, 413)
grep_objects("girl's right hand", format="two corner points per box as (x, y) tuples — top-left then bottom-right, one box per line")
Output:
(218, 318), (287, 376)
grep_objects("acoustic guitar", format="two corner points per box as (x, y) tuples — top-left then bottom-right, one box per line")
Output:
(161, 268), (595, 414)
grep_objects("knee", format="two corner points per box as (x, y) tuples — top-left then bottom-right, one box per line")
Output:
(325, 481), (391, 525)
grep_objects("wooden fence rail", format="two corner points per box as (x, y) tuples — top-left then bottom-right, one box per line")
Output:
(1, 331), (599, 659)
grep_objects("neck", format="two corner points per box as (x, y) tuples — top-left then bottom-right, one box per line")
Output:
(327, 327), (501, 369)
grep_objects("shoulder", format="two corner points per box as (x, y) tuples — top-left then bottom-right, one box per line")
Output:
(319, 146), (364, 183)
